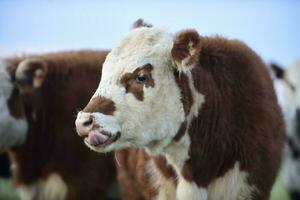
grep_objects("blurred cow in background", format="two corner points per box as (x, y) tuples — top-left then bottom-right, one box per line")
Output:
(0, 57), (27, 179)
(272, 61), (300, 200)
(0, 51), (117, 200)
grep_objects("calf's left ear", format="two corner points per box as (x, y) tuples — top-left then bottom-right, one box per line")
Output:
(171, 29), (201, 73)
(15, 58), (48, 93)
(131, 18), (153, 29)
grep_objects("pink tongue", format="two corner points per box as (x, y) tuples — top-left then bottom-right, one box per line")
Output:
(88, 130), (109, 146)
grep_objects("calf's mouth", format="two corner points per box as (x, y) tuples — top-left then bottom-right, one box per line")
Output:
(83, 129), (120, 148)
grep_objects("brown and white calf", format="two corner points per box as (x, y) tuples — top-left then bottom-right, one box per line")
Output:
(75, 25), (284, 199)
(0, 51), (117, 200)
(271, 62), (300, 200)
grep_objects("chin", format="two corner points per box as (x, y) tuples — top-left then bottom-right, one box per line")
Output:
(84, 139), (131, 153)
(84, 140), (108, 153)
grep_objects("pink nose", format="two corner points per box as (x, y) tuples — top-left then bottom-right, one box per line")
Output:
(75, 112), (94, 136)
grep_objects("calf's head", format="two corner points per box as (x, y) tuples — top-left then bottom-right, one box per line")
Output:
(75, 26), (204, 153)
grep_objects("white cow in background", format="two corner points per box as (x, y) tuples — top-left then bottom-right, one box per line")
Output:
(272, 60), (300, 200)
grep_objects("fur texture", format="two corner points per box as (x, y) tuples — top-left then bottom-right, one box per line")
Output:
(76, 26), (284, 200)
(1, 51), (116, 200)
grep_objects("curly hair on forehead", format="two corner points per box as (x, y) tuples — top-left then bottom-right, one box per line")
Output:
(132, 18), (153, 29)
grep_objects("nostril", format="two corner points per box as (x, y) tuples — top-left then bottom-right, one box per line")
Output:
(83, 117), (93, 127)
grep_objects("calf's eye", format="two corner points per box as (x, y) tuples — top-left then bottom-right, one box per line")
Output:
(136, 75), (147, 82)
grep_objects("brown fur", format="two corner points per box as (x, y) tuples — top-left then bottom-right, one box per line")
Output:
(174, 71), (193, 116)
(173, 121), (187, 142)
(16, 58), (48, 93)
(7, 88), (24, 119)
(115, 148), (156, 200)
(5, 56), (24, 77)
(117, 31), (284, 200)
(173, 33), (284, 198)
(171, 29), (202, 66)
(6, 50), (117, 200)
(153, 156), (177, 181)
(120, 64), (154, 101)
(83, 96), (116, 115)
(116, 148), (176, 200)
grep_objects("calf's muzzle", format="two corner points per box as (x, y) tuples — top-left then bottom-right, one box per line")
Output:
(75, 112), (94, 136)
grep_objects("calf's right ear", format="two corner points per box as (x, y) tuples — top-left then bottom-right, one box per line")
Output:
(15, 58), (48, 93)
(171, 29), (202, 73)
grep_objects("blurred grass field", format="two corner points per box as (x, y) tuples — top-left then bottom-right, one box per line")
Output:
(271, 171), (290, 200)
(0, 171), (291, 200)
(0, 178), (19, 200)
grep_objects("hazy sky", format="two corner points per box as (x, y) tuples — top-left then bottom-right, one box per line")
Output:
(0, 0), (299, 66)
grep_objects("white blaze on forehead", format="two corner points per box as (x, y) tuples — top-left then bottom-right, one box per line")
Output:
(86, 27), (186, 153)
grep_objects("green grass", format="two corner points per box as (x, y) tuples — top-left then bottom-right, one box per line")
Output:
(0, 178), (19, 200)
(271, 172), (290, 200)
(0, 172), (292, 200)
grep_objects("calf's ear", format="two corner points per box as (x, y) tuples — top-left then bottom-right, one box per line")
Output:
(15, 58), (48, 93)
(270, 63), (285, 79)
(171, 29), (201, 73)
(131, 18), (153, 29)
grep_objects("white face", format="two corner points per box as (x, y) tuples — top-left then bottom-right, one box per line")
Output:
(0, 61), (27, 153)
(76, 27), (185, 153)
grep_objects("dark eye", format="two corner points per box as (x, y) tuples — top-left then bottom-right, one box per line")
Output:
(136, 75), (147, 82)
